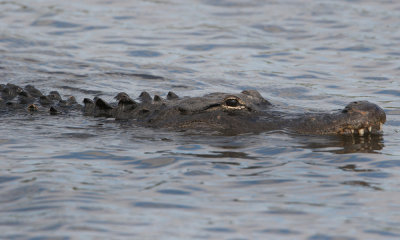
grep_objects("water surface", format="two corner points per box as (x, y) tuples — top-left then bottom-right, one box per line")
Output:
(1, 0), (400, 239)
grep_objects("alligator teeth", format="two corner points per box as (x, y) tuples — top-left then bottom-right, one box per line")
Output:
(368, 126), (372, 132)
(358, 128), (364, 136)
(379, 123), (383, 130)
(351, 129), (354, 134)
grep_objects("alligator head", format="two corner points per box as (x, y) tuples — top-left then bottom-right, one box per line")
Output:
(84, 88), (386, 136)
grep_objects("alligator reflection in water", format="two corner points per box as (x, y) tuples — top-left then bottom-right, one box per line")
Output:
(297, 134), (384, 154)
(157, 132), (386, 162)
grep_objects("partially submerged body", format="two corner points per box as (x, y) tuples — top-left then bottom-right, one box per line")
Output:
(1, 83), (386, 136)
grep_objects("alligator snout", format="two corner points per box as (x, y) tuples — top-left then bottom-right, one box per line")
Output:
(340, 101), (386, 136)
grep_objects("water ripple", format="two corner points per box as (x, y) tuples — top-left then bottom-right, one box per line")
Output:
(1, 0), (400, 239)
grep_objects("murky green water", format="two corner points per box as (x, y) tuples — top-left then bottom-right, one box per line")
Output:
(1, 0), (400, 239)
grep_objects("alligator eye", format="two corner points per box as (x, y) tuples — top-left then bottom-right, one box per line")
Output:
(225, 98), (240, 107)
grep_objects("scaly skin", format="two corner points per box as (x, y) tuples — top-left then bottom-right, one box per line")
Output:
(1, 83), (386, 136)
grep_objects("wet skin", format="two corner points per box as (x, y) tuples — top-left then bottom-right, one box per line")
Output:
(1, 83), (386, 136)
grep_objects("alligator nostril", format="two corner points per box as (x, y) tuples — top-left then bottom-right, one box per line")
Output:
(342, 109), (348, 113)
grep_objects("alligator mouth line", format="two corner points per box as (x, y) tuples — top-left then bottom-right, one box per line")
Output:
(338, 122), (384, 136)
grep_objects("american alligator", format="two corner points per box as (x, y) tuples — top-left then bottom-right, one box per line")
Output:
(0, 83), (386, 136)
